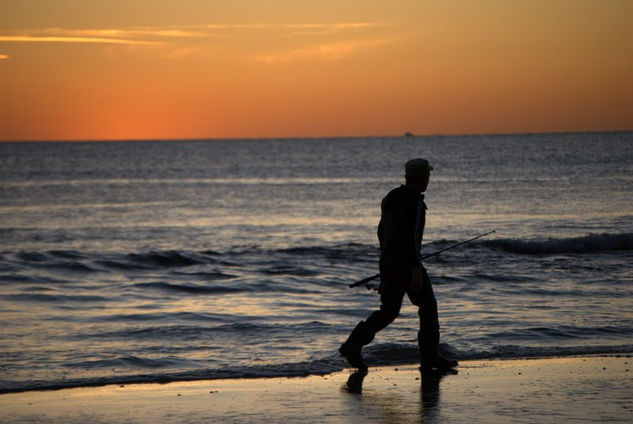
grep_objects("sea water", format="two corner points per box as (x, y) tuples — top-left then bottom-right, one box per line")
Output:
(1, 132), (632, 392)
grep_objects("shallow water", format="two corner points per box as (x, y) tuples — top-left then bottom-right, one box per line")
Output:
(1, 133), (632, 392)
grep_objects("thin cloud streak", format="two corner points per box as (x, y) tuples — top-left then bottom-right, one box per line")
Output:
(0, 54), (9, 59)
(204, 22), (389, 30)
(0, 22), (388, 42)
(0, 22), (394, 59)
(46, 28), (214, 39)
(0, 36), (158, 45)
(254, 37), (395, 63)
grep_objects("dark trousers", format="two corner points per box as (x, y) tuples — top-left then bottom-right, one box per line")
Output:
(364, 265), (440, 355)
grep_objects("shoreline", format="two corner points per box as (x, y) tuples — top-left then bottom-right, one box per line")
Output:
(1, 356), (631, 423)
(3, 352), (630, 395)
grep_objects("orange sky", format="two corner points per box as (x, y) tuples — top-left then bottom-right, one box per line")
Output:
(1, 0), (631, 141)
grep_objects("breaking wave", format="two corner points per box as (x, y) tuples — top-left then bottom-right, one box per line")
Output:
(484, 233), (633, 255)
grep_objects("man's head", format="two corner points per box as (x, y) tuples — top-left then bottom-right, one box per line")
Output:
(405, 158), (432, 193)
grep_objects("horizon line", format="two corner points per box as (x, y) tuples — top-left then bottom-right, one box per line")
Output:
(1, 129), (631, 143)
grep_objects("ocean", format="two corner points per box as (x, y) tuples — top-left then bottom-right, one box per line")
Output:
(1, 132), (632, 393)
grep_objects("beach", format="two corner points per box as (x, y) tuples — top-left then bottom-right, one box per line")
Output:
(1, 356), (631, 423)
(1, 135), (631, 415)
(2, 135), (632, 394)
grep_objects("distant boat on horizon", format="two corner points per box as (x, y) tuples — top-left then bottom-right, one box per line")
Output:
(404, 132), (414, 137)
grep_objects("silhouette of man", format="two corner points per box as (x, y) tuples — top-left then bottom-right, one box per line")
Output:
(339, 158), (457, 372)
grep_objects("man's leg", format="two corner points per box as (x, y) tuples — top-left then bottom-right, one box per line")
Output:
(338, 321), (373, 371)
(339, 280), (405, 371)
(408, 268), (457, 370)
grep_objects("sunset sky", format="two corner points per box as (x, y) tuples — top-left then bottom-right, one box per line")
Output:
(1, 0), (631, 141)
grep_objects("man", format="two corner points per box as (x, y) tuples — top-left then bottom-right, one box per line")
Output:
(339, 158), (457, 372)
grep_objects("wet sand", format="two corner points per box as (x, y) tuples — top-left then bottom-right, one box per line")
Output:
(1, 356), (631, 423)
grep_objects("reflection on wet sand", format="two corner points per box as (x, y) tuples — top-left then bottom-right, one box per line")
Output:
(342, 367), (457, 423)
(420, 368), (458, 423)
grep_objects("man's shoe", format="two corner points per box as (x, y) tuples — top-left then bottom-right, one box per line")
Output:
(421, 353), (458, 371)
(339, 342), (368, 372)
(339, 321), (374, 372)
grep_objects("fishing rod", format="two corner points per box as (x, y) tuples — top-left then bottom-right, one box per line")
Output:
(349, 230), (495, 289)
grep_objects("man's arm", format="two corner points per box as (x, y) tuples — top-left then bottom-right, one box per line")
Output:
(408, 196), (427, 290)
(405, 196), (423, 266)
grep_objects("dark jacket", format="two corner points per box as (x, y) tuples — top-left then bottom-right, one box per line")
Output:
(377, 185), (426, 283)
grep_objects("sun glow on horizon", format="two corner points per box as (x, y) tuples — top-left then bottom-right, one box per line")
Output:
(1, 0), (631, 141)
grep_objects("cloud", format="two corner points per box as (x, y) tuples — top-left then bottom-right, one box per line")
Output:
(253, 37), (395, 63)
(0, 54), (9, 59)
(38, 28), (216, 39)
(204, 22), (388, 31)
(202, 22), (392, 37)
(0, 23), (394, 59)
(0, 26), (218, 47)
(0, 35), (158, 46)
(0, 22), (386, 44)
